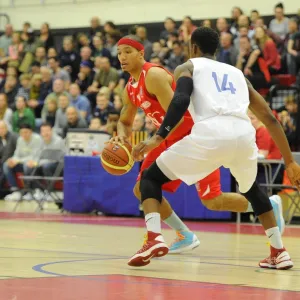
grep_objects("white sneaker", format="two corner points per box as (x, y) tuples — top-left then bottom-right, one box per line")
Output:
(4, 191), (22, 201)
(22, 193), (34, 201)
(33, 189), (44, 201)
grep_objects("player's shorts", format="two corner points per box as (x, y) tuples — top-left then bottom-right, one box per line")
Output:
(157, 117), (258, 194)
(137, 138), (222, 197)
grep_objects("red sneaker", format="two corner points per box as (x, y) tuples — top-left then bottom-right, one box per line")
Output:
(259, 246), (294, 270)
(128, 231), (169, 267)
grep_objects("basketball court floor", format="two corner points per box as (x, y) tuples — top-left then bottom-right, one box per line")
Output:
(0, 201), (300, 300)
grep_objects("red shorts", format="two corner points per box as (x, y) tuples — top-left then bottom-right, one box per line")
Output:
(137, 139), (222, 198)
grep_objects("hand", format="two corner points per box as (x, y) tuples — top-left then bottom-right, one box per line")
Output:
(78, 72), (85, 81)
(7, 159), (18, 168)
(28, 99), (39, 108)
(27, 160), (37, 168)
(289, 50), (298, 57)
(244, 67), (253, 76)
(108, 135), (129, 145)
(132, 135), (164, 161)
(286, 161), (300, 190)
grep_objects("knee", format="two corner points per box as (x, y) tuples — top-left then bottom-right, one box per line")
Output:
(201, 195), (223, 211)
(133, 181), (141, 201)
(140, 168), (163, 203)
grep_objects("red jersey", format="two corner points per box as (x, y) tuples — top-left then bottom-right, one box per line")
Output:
(126, 62), (194, 142)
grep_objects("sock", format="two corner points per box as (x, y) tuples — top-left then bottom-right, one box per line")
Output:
(164, 211), (189, 232)
(145, 212), (161, 234)
(246, 202), (253, 213)
(265, 227), (283, 249)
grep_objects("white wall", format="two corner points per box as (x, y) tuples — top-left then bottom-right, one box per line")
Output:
(0, 0), (298, 30)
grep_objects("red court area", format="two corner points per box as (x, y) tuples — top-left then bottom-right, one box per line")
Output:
(1, 275), (300, 300)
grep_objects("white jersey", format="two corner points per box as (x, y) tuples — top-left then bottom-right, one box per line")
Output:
(188, 58), (250, 123)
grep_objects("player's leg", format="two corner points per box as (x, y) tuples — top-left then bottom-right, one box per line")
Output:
(199, 169), (285, 233)
(230, 151), (293, 270)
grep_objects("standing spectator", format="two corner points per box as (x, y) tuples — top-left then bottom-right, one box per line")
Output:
(269, 3), (289, 40)
(254, 26), (281, 74)
(0, 94), (13, 131)
(48, 56), (71, 88)
(160, 18), (177, 42)
(12, 96), (35, 133)
(165, 41), (185, 71)
(89, 17), (103, 39)
(36, 23), (54, 52)
(58, 36), (81, 82)
(3, 123), (42, 201)
(62, 107), (87, 138)
(0, 121), (18, 186)
(217, 33), (238, 66)
(69, 83), (91, 120)
(287, 26), (300, 76)
(0, 24), (13, 55)
(136, 26), (153, 61)
(20, 22), (31, 43)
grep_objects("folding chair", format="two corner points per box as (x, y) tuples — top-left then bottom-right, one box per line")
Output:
(16, 149), (65, 212)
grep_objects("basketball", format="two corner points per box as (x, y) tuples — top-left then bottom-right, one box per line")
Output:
(100, 142), (134, 175)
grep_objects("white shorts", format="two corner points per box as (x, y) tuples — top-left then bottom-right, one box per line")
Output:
(157, 116), (258, 193)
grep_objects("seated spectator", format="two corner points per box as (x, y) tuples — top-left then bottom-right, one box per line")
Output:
(234, 26), (253, 52)
(217, 33), (238, 66)
(0, 76), (18, 109)
(278, 95), (298, 147)
(39, 67), (53, 103)
(202, 19), (212, 28)
(145, 116), (157, 137)
(152, 42), (166, 61)
(42, 79), (68, 120)
(42, 98), (57, 127)
(13, 96), (35, 132)
(89, 117), (102, 130)
(34, 47), (47, 66)
(93, 92), (116, 125)
(269, 2), (289, 40)
(30, 61), (41, 75)
(80, 46), (94, 67)
(216, 18), (230, 35)
(92, 35), (111, 61)
(136, 26), (153, 61)
(62, 107), (87, 138)
(3, 123), (42, 201)
(89, 17), (103, 39)
(105, 31), (121, 69)
(250, 10), (260, 28)
(229, 7), (243, 36)
(132, 113), (145, 132)
(0, 121), (17, 186)
(54, 94), (70, 137)
(237, 15), (254, 38)
(248, 110), (281, 159)
(47, 47), (57, 59)
(48, 56), (71, 88)
(254, 26), (281, 74)
(22, 123), (65, 201)
(166, 31), (179, 50)
(16, 73), (31, 100)
(29, 74), (42, 102)
(236, 36), (270, 90)
(160, 18), (177, 42)
(77, 33), (90, 51)
(58, 36), (81, 82)
(76, 61), (95, 93)
(165, 41), (185, 72)
(150, 55), (163, 66)
(0, 93), (13, 131)
(287, 27), (300, 76)
(69, 83), (91, 120)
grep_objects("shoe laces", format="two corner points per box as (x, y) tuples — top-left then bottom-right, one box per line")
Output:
(170, 231), (185, 246)
(143, 233), (148, 245)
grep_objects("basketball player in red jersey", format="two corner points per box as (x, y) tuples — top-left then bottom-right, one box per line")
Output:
(111, 35), (284, 266)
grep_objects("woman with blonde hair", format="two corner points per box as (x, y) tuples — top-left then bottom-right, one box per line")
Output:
(0, 93), (13, 131)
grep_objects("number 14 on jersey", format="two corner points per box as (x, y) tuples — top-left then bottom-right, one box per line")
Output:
(212, 72), (236, 94)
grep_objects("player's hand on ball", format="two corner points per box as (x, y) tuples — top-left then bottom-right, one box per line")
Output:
(132, 135), (164, 161)
(286, 161), (300, 190)
(109, 135), (129, 145)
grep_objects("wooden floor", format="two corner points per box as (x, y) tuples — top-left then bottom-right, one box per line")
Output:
(0, 201), (300, 300)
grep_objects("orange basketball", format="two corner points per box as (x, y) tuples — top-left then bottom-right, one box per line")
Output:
(100, 142), (134, 175)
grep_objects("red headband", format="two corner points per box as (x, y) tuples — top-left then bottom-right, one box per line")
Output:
(117, 38), (144, 51)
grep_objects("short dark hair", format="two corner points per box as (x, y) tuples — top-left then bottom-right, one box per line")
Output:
(48, 56), (59, 62)
(40, 122), (52, 129)
(251, 9), (259, 14)
(165, 17), (176, 24)
(191, 27), (219, 55)
(19, 123), (32, 130)
(172, 41), (182, 47)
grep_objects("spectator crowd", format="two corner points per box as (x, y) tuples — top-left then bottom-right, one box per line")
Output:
(0, 2), (300, 201)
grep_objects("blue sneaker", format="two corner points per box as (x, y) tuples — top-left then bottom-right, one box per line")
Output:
(168, 231), (200, 254)
(270, 195), (285, 235)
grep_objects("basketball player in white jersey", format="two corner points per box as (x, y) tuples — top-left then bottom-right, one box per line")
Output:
(129, 27), (300, 269)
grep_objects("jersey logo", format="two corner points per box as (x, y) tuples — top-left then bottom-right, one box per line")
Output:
(140, 101), (151, 110)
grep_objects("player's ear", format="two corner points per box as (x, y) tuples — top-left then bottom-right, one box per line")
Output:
(139, 50), (145, 59)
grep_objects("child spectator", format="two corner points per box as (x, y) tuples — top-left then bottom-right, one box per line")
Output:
(16, 73), (31, 100)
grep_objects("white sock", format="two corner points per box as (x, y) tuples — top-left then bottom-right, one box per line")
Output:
(265, 227), (283, 249)
(164, 211), (189, 232)
(145, 212), (161, 234)
(246, 202), (253, 213)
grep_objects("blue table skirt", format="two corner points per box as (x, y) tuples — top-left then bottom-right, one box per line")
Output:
(63, 156), (231, 219)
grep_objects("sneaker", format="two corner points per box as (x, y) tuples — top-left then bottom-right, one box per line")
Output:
(259, 246), (294, 270)
(169, 230), (200, 254)
(128, 231), (169, 267)
(270, 195), (285, 235)
(22, 193), (33, 201)
(4, 191), (22, 201)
